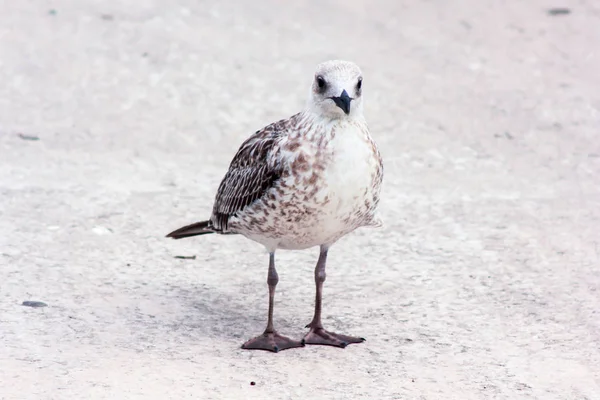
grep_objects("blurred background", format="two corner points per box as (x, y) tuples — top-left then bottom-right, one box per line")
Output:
(1, 1), (599, 399)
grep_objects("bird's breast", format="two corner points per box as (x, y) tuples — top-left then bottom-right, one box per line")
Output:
(313, 123), (381, 226)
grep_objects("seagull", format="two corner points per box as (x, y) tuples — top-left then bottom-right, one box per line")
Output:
(167, 60), (383, 352)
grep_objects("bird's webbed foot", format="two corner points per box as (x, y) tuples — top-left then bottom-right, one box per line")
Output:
(302, 325), (365, 348)
(242, 331), (304, 353)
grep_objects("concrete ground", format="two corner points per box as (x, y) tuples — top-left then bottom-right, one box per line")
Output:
(1, 1), (599, 399)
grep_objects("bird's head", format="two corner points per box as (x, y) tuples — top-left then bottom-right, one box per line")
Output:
(307, 60), (364, 120)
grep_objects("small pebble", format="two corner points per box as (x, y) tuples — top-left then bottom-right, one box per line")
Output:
(18, 133), (40, 141)
(22, 301), (47, 308)
(547, 8), (571, 15)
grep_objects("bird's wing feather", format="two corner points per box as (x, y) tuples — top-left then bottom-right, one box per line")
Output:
(210, 120), (289, 232)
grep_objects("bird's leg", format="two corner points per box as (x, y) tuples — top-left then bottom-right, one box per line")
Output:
(241, 252), (304, 352)
(303, 246), (365, 348)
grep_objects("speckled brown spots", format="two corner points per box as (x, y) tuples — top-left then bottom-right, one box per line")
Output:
(291, 152), (310, 173)
(316, 134), (325, 148)
(314, 162), (326, 172)
(280, 200), (290, 209)
(285, 140), (301, 152)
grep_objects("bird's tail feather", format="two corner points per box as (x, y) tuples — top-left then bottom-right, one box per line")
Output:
(166, 220), (215, 239)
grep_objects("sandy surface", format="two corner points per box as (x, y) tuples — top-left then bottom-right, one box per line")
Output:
(1, 1), (600, 399)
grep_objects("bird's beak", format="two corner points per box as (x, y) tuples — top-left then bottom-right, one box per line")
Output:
(330, 89), (352, 115)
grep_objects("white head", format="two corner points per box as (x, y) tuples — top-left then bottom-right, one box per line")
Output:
(306, 60), (364, 120)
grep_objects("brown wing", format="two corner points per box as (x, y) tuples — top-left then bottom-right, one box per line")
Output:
(210, 123), (286, 232)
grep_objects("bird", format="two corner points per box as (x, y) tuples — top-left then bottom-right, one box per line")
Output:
(166, 60), (383, 352)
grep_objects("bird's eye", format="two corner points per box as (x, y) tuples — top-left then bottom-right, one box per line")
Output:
(357, 77), (363, 91)
(316, 76), (326, 90)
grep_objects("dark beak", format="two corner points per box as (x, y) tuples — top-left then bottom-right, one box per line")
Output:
(330, 89), (352, 115)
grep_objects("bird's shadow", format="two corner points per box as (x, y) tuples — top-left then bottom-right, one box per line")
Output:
(155, 281), (304, 342)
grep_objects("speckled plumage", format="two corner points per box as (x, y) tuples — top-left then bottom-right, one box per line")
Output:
(221, 112), (383, 251)
(168, 60), (384, 252)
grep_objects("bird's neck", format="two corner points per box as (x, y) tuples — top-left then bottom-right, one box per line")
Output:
(293, 111), (367, 143)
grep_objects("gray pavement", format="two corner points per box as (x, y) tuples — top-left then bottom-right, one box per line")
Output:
(1, 1), (599, 399)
